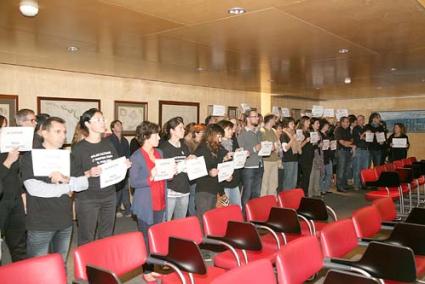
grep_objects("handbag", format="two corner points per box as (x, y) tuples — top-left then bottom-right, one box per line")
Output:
(216, 193), (230, 208)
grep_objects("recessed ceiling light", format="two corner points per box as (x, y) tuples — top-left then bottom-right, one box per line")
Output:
(196, 67), (204, 71)
(376, 86), (383, 90)
(390, 67), (397, 71)
(344, 77), (351, 84)
(338, 48), (349, 54)
(268, 79), (274, 82)
(422, 79), (425, 82)
(67, 46), (79, 52)
(19, 0), (39, 17)
(228, 7), (246, 15)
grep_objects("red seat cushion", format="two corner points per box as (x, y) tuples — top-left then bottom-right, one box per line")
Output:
(213, 246), (277, 269)
(161, 266), (226, 284)
(210, 259), (275, 284)
(415, 255), (425, 277)
(373, 197), (397, 221)
(365, 190), (401, 201)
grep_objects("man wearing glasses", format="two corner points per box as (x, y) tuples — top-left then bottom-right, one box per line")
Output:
(237, 110), (263, 207)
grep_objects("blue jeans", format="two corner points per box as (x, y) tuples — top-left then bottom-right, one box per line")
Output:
(241, 167), (263, 207)
(188, 183), (197, 216)
(320, 161), (333, 193)
(224, 187), (242, 208)
(353, 149), (370, 189)
(336, 149), (352, 190)
(167, 194), (189, 221)
(282, 161), (298, 190)
(116, 180), (131, 215)
(369, 150), (383, 167)
(27, 226), (72, 262)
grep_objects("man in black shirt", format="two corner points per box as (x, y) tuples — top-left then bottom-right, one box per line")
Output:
(107, 120), (131, 217)
(334, 117), (355, 192)
(21, 117), (88, 261)
(352, 115), (370, 190)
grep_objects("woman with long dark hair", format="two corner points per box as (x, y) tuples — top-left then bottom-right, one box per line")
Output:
(388, 123), (409, 162)
(71, 108), (127, 246)
(297, 116), (314, 195)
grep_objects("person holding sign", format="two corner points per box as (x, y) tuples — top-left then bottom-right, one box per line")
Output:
(352, 115), (370, 190)
(218, 120), (242, 207)
(364, 112), (386, 166)
(260, 114), (280, 197)
(237, 110), (263, 206)
(71, 109), (123, 246)
(308, 118), (324, 197)
(129, 121), (165, 282)
(21, 117), (89, 261)
(334, 117), (355, 192)
(297, 116), (314, 195)
(194, 124), (230, 219)
(281, 117), (299, 190)
(388, 123), (409, 162)
(160, 117), (192, 221)
(319, 120), (334, 195)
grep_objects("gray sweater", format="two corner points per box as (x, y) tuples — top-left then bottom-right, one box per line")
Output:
(237, 127), (263, 168)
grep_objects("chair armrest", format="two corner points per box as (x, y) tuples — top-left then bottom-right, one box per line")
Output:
(250, 221), (283, 247)
(202, 237), (242, 266)
(405, 207), (425, 225)
(387, 223), (425, 255)
(215, 221), (262, 251)
(72, 281), (88, 284)
(150, 237), (206, 275)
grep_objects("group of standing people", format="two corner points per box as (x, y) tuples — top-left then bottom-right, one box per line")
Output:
(0, 106), (410, 282)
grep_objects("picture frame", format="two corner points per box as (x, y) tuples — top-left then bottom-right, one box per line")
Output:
(159, 100), (199, 127)
(37, 97), (100, 145)
(114, 101), (148, 136)
(0, 94), (18, 126)
(227, 106), (238, 119)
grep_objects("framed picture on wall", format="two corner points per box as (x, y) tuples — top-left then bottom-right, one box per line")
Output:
(159, 100), (199, 127)
(114, 101), (148, 136)
(0, 95), (18, 126)
(228, 106), (238, 119)
(37, 97), (100, 145)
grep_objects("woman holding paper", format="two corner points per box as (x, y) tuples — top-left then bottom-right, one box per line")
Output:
(194, 124), (229, 219)
(308, 118), (324, 197)
(71, 108), (120, 246)
(320, 120), (334, 195)
(129, 121), (165, 282)
(388, 123), (409, 162)
(281, 117), (299, 190)
(218, 120), (242, 207)
(160, 117), (192, 221)
(297, 116), (314, 195)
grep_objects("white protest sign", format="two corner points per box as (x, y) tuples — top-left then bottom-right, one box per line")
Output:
(32, 149), (70, 177)
(0, 127), (34, 153)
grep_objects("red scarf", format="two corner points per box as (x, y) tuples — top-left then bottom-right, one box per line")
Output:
(140, 148), (165, 211)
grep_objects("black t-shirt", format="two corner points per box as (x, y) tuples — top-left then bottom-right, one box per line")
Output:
(334, 126), (352, 150)
(388, 134), (409, 162)
(159, 140), (191, 194)
(21, 150), (72, 231)
(280, 132), (298, 162)
(352, 125), (368, 149)
(194, 142), (227, 194)
(71, 139), (118, 199)
(364, 123), (386, 150)
(300, 131), (314, 160)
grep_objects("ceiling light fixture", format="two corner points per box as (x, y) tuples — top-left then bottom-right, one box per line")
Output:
(196, 67), (204, 71)
(67, 46), (79, 52)
(19, 0), (39, 17)
(338, 48), (349, 54)
(228, 7), (246, 15)
(390, 67), (397, 71)
(344, 77), (351, 84)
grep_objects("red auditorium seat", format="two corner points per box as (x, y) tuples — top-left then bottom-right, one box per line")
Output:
(0, 253), (66, 284)
(210, 259), (275, 284)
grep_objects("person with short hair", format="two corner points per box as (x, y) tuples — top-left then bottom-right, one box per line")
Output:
(365, 112), (386, 166)
(21, 117), (88, 261)
(107, 120), (131, 217)
(129, 121), (165, 282)
(281, 117), (299, 190)
(334, 117), (355, 192)
(352, 115), (369, 190)
(260, 114), (279, 196)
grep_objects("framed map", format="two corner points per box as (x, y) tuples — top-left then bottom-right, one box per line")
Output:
(37, 97), (100, 144)
(0, 95), (18, 126)
(114, 101), (147, 136)
(159, 100), (199, 127)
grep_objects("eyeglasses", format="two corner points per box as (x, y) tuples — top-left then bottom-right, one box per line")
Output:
(90, 118), (105, 123)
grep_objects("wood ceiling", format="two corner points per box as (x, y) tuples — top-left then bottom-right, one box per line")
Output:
(1, 0), (425, 99)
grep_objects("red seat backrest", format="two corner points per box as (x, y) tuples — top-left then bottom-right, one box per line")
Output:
(393, 160), (404, 169)
(0, 253), (66, 284)
(372, 197), (397, 221)
(407, 157), (417, 164)
(319, 219), (358, 258)
(211, 259), (275, 284)
(203, 205), (244, 237)
(73, 232), (147, 280)
(245, 195), (277, 222)
(277, 188), (305, 209)
(360, 168), (378, 185)
(148, 216), (203, 256)
(384, 163), (396, 172)
(352, 206), (382, 238)
(375, 165), (387, 176)
(276, 236), (323, 284)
